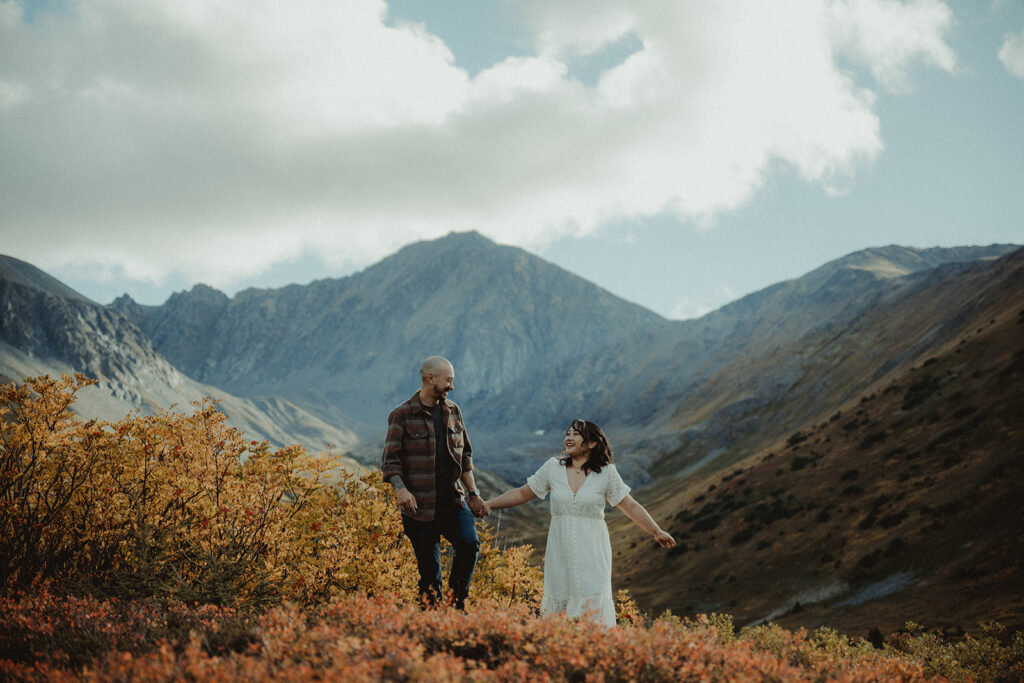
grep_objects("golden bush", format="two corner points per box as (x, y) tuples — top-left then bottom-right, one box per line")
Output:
(0, 374), (542, 610)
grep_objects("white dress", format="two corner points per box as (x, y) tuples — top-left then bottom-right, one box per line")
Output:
(526, 457), (631, 628)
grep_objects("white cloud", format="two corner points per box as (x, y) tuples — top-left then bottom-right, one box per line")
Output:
(826, 0), (956, 93)
(0, 0), (957, 293)
(0, 77), (29, 109)
(1000, 29), (1024, 79)
(669, 296), (713, 321)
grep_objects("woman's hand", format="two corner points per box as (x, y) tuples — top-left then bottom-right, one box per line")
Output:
(652, 530), (675, 549)
(467, 495), (490, 518)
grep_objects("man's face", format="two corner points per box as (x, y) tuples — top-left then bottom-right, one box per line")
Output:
(430, 365), (455, 400)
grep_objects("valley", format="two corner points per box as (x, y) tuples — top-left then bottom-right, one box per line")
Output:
(2, 233), (1021, 637)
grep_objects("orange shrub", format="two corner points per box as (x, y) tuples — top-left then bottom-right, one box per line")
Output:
(0, 591), (948, 682)
(2, 375), (1016, 681)
(471, 526), (544, 609)
(0, 374), (543, 610)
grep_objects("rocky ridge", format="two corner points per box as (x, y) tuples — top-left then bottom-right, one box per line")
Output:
(0, 256), (361, 460)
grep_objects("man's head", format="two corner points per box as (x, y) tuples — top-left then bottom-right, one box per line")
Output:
(419, 355), (454, 404)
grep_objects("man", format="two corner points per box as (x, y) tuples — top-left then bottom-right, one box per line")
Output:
(381, 355), (489, 609)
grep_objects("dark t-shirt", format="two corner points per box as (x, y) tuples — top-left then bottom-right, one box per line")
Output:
(432, 404), (454, 508)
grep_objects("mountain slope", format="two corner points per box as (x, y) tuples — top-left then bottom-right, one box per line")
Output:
(607, 247), (1024, 634)
(108, 238), (1019, 485)
(3, 239), (1021, 635)
(473, 244), (1019, 481)
(644, 246), (1022, 475)
(0, 256), (362, 460)
(124, 231), (669, 429)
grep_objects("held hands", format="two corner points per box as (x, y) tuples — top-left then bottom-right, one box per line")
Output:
(653, 529), (676, 549)
(467, 494), (490, 518)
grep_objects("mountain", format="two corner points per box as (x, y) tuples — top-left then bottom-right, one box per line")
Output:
(605, 247), (1024, 634)
(0, 255), (362, 462)
(3, 236), (1022, 635)
(119, 231), (668, 431)
(471, 243), (1020, 482)
(644, 246), (1022, 471)
(6, 237), (1017, 483)
(113, 235), (1019, 472)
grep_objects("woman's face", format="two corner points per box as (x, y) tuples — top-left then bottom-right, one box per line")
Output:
(564, 425), (592, 457)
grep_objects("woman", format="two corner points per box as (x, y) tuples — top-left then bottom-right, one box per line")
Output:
(486, 419), (675, 627)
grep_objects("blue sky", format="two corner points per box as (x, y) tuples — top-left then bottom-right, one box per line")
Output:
(2, 0), (1022, 319)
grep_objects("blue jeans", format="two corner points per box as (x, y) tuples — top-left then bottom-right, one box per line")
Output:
(402, 500), (480, 609)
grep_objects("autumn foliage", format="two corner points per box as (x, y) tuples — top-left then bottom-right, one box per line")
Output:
(2, 374), (1021, 681)
(0, 373), (541, 608)
(7, 589), (1021, 681)
(0, 590), (948, 681)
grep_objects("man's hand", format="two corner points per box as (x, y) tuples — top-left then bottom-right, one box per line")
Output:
(395, 488), (418, 515)
(467, 494), (490, 518)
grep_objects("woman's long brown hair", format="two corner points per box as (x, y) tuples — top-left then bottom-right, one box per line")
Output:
(560, 419), (613, 474)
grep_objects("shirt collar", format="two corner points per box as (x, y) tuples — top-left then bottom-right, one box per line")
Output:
(410, 391), (449, 415)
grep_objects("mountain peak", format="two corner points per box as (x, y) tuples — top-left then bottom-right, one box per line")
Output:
(188, 283), (229, 298)
(399, 231), (504, 259)
(435, 230), (493, 246)
(409, 230), (498, 257)
(162, 283), (229, 307)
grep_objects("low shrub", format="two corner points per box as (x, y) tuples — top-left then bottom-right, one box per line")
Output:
(0, 374), (541, 610)
(0, 592), (981, 681)
(903, 375), (943, 410)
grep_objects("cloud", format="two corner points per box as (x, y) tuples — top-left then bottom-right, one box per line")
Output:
(1000, 29), (1024, 79)
(0, 0), (957, 294)
(669, 296), (714, 321)
(826, 0), (956, 93)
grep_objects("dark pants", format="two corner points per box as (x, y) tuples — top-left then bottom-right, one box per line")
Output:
(401, 500), (480, 609)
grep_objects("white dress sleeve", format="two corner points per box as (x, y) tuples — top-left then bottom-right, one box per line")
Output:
(526, 457), (555, 499)
(604, 464), (631, 506)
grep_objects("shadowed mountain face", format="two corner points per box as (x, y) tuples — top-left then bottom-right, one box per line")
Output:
(608, 248), (1024, 634)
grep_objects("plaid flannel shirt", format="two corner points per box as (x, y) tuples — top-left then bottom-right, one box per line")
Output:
(380, 391), (473, 522)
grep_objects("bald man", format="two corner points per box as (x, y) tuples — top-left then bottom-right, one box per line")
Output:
(381, 355), (488, 609)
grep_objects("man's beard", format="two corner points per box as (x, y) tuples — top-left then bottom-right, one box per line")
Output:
(433, 384), (448, 399)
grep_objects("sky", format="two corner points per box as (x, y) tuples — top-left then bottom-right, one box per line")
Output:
(1, 0), (1022, 320)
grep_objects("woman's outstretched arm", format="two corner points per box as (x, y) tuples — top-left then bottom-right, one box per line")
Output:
(616, 495), (675, 548)
(486, 484), (538, 510)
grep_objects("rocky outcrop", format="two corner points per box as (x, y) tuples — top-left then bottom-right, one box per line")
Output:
(0, 259), (180, 398)
(0, 256), (362, 456)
